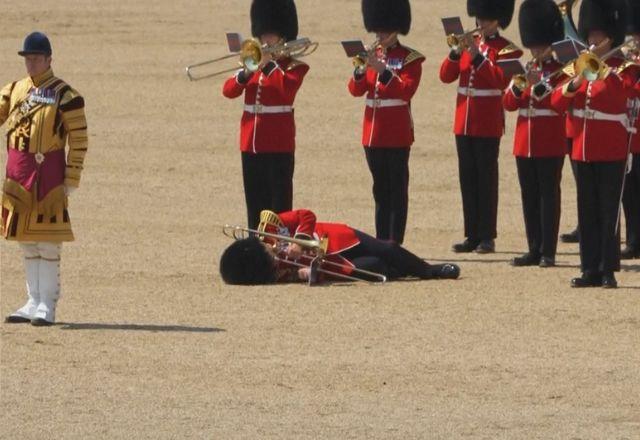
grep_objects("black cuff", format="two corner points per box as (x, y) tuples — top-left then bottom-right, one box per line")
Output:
(354, 70), (365, 81)
(261, 61), (277, 76)
(511, 85), (523, 97)
(237, 70), (253, 84)
(379, 69), (393, 85)
(448, 50), (461, 61)
(471, 53), (485, 69)
(532, 82), (551, 99)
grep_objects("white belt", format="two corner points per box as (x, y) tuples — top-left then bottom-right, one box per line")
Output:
(244, 104), (293, 114)
(572, 109), (627, 123)
(457, 87), (502, 97)
(365, 98), (408, 108)
(518, 108), (559, 118)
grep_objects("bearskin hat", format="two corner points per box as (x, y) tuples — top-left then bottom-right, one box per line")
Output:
(251, 0), (298, 42)
(628, 0), (640, 34)
(362, 0), (412, 35)
(467, 0), (516, 29)
(220, 237), (277, 285)
(578, 0), (628, 47)
(518, 0), (564, 48)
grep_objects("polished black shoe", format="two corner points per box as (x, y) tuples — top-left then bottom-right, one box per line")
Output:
(511, 252), (541, 266)
(570, 272), (602, 288)
(435, 263), (460, 279)
(601, 273), (618, 289)
(620, 246), (640, 260)
(539, 256), (555, 268)
(30, 318), (54, 327)
(475, 240), (495, 254)
(560, 229), (579, 243)
(4, 315), (31, 324)
(452, 239), (478, 253)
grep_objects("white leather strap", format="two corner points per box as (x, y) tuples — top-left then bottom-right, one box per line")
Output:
(244, 104), (293, 114)
(518, 108), (559, 118)
(457, 87), (502, 97)
(365, 98), (408, 108)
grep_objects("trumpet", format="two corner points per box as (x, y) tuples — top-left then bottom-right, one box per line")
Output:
(222, 224), (388, 284)
(446, 27), (482, 52)
(186, 37), (318, 81)
(352, 32), (398, 72)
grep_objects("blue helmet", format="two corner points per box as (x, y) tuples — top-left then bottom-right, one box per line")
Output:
(18, 32), (52, 57)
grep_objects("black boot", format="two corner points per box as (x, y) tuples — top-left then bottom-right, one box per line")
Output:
(475, 240), (495, 254)
(570, 272), (602, 288)
(601, 273), (618, 289)
(452, 239), (478, 253)
(560, 228), (579, 243)
(511, 252), (541, 267)
(432, 263), (460, 279)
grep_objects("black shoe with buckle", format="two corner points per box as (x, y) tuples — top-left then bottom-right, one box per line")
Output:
(601, 273), (618, 289)
(452, 239), (478, 253)
(621, 246), (640, 260)
(539, 256), (555, 268)
(570, 272), (602, 288)
(560, 229), (579, 243)
(511, 252), (541, 266)
(475, 240), (495, 254)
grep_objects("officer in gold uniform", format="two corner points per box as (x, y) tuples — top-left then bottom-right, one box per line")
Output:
(1, 32), (88, 325)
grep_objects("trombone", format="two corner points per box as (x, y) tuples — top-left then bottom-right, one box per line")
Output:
(186, 37), (318, 81)
(222, 224), (388, 284)
(568, 38), (639, 82)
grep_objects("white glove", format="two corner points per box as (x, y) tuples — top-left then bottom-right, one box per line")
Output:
(64, 185), (77, 197)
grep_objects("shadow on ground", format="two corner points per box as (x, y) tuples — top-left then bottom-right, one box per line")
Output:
(58, 323), (225, 333)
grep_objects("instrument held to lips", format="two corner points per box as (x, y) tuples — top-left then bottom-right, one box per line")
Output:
(341, 32), (398, 73)
(441, 16), (483, 52)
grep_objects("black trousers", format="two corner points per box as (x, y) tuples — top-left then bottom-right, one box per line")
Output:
(455, 136), (499, 241)
(364, 147), (410, 244)
(622, 153), (640, 250)
(341, 230), (438, 280)
(576, 161), (625, 274)
(516, 156), (564, 258)
(241, 152), (294, 230)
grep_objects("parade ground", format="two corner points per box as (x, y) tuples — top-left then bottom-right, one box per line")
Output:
(1, 0), (639, 438)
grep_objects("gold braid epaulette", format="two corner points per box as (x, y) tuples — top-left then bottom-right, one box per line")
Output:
(404, 48), (425, 66)
(498, 40), (523, 57)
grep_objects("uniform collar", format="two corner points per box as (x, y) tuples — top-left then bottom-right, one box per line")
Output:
(30, 68), (54, 87)
(485, 32), (500, 41)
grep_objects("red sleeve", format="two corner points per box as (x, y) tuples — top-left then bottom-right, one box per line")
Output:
(278, 210), (317, 238)
(376, 59), (424, 100)
(502, 86), (524, 111)
(348, 73), (369, 97)
(439, 55), (460, 84)
(222, 72), (246, 99)
(550, 82), (574, 113)
(265, 62), (309, 97)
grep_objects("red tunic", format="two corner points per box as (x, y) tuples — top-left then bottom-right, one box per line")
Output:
(551, 58), (633, 162)
(347, 43), (425, 147)
(222, 58), (309, 154)
(439, 33), (523, 138)
(618, 62), (640, 154)
(503, 59), (568, 158)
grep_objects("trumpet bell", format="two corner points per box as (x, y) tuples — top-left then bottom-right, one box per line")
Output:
(574, 52), (606, 81)
(240, 39), (264, 72)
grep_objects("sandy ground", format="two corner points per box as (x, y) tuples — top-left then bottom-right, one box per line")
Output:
(1, 0), (639, 438)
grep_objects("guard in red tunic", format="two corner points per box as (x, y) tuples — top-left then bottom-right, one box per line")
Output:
(222, 0), (309, 230)
(620, 1), (640, 259)
(550, 0), (632, 288)
(440, 0), (522, 254)
(219, 209), (461, 284)
(348, 0), (424, 244)
(503, 0), (566, 267)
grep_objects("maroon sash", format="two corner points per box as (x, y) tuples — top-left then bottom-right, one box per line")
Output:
(6, 148), (66, 201)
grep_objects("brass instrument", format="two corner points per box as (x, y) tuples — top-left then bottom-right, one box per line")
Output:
(186, 37), (318, 81)
(511, 47), (554, 93)
(352, 32), (398, 71)
(446, 26), (482, 52)
(222, 224), (388, 284)
(570, 39), (638, 81)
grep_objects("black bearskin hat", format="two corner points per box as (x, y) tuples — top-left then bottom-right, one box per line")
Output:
(518, 0), (564, 48)
(467, 0), (516, 29)
(578, 0), (628, 47)
(628, 0), (640, 34)
(362, 0), (412, 35)
(251, 0), (298, 42)
(220, 237), (277, 285)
